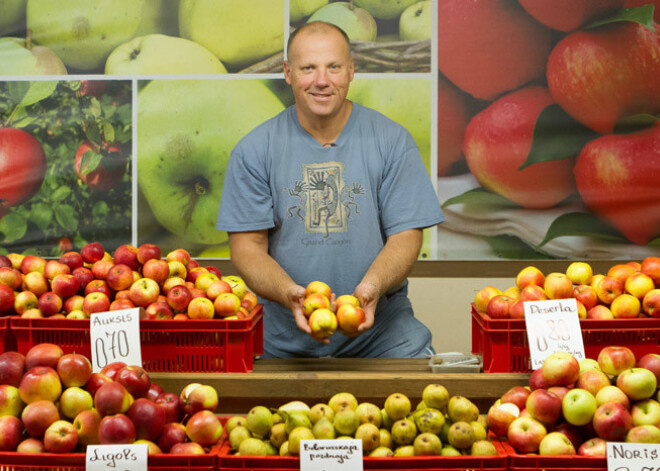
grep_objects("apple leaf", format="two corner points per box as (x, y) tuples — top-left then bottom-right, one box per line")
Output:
(80, 150), (102, 176)
(442, 187), (521, 209)
(50, 186), (72, 203)
(101, 119), (115, 143)
(28, 203), (53, 231)
(53, 204), (78, 232)
(483, 235), (555, 260)
(92, 201), (110, 219)
(584, 5), (656, 32)
(614, 113), (660, 134)
(537, 212), (627, 248)
(18, 81), (58, 108)
(520, 105), (599, 170)
(83, 120), (102, 145)
(0, 212), (28, 242)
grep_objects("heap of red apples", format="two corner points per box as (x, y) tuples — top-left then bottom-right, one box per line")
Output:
(475, 256), (660, 319)
(488, 347), (660, 455)
(0, 242), (258, 320)
(302, 281), (366, 340)
(0, 342), (222, 454)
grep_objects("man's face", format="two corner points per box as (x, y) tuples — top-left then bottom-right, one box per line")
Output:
(284, 28), (354, 123)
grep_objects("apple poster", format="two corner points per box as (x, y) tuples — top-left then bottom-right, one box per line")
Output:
(1, 0), (659, 261)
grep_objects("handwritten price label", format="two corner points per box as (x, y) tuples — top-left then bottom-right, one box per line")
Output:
(300, 439), (363, 471)
(89, 308), (142, 372)
(86, 443), (147, 470)
(607, 441), (660, 471)
(524, 299), (585, 369)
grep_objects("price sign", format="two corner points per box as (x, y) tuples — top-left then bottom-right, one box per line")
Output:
(300, 439), (363, 471)
(90, 308), (142, 372)
(524, 299), (585, 369)
(86, 443), (147, 470)
(607, 441), (660, 471)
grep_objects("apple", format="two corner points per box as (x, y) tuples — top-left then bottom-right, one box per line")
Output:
(611, 293), (642, 318)
(518, 0), (624, 32)
(637, 353), (660, 384)
(574, 124), (660, 245)
(18, 366), (61, 404)
(576, 369), (611, 396)
(75, 141), (127, 192)
(85, 279), (112, 298)
(0, 267), (23, 291)
(20, 399), (59, 439)
(626, 424), (660, 443)
(302, 293), (330, 317)
(57, 353), (93, 388)
(474, 286), (502, 313)
(50, 274), (79, 299)
(106, 264), (134, 292)
(501, 386), (531, 411)
(573, 284), (598, 310)
(22, 272), (49, 296)
(0, 351), (26, 387)
(507, 416), (547, 454)
(562, 388), (597, 426)
(6, 253), (24, 270)
(139, 259), (167, 285)
(179, 383), (218, 416)
(13, 290), (37, 315)
(542, 352), (580, 387)
(308, 308), (337, 340)
(110, 299), (135, 311)
(0, 415), (22, 451)
(609, 264), (637, 285)
(26, 343), (63, 370)
(126, 398), (166, 441)
(337, 304), (366, 336)
(157, 422), (187, 453)
(166, 284), (193, 312)
(81, 243), (105, 264)
(145, 382), (164, 403)
(222, 275), (247, 300)
(598, 346), (636, 376)
(59, 251), (84, 271)
(203, 280), (232, 302)
(399, 1), (432, 40)
(43, 419), (78, 453)
(99, 361), (126, 381)
(526, 388), (563, 424)
(544, 272), (575, 300)
(594, 276), (624, 305)
(155, 392), (182, 424)
(72, 267), (94, 293)
(595, 385), (631, 409)
(82, 292), (111, 316)
(93, 381), (134, 416)
(504, 285), (522, 300)
(335, 294), (360, 309)
(626, 272), (655, 299)
(486, 294), (515, 319)
(20, 255), (46, 274)
(129, 277), (160, 307)
(643, 289), (660, 317)
(0, 255), (9, 268)
(185, 409), (223, 447)
(617, 368), (658, 401)
(186, 296), (215, 320)
(185, 267), (208, 285)
(90, 260), (113, 281)
(641, 256), (660, 284)
(115, 365), (151, 399)
(73, 408), (102, 446)
(631, 399), (660, 427)
(519, 285), (548, 302)
(43, 260), (70, 281)
(554, 421), (584, 450)
(593, 402), (633, 441)
(565, 262), (593, 285)
(487, 401), (520, 437)
(539, 431), (576, 456)
(578, 437), (607, 457)
(111, 244), (139, 271)
(84, 373), (111, 399)
(16, 438), (46, 454)
(587, 305), (614, 320)
(529, 368), (550, 391)
(36, 292), (62, 317)
(59, 386), (94, 420)
(98, 413), (136, 444)
(170, 441), (205, 455)
(0, 384), (23, 418)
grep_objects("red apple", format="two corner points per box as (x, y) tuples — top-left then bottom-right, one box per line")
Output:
(63, 295), (84, 314)
(185, 409), (223, 447)
(0, 283), (14, 313)
(157, 422), (187, 453)
(98, 413), (136, 444)
(519, 0), (625, 32)
(641, 256), (660, 284)
(137, 243), (161, 265)
(486, 294), (515, 319)
(146, 382), (164, 402)
(144, 301), (174, 320)
(573, 284), (598, 310)
(542, 352), (580, 386)
(507, 416), (547, 454)
(501, 386), (531, 411)
(51, 273), (80, 299)
(0, 416), (23, 451)
(336, 304), (366, 336)
(81, 242), (105, 264)
(529, 368), (551, 391)
(115, 365), (151, 399)
(141, 258), (170, 284)
(0, 351), (26, 387)
(204, 265), (221, 278)
(37, 291), (62, 317)
(205, 280), (233, 301)
(0, 267), (23, 291)
(20, 255), (46, 275)
(16, 437), (46, 453)
(185, 266), (209, 285)
(170, 441), (205, 455)
(21, 399), (60, 438)
(129, 277), (160, 307)
(93, 381), (133, 416)
(526, 388), (563, 424)
(25, 343), (63, 370)
(592, 402), (633, 441)
(179, 383), (218, 416)
(576, 369), (611, 397)
(110, 298), (136, 311)
(487, 401), (520, 437)
(106, 264), (134, 292)
(84, 372), (113, 398)
(72, 267), (94, 294)
(0, 255), (10, 269)
(166, 284), (193, 312)
(587, 304), (614, 320)
(57, 353), (93, 388)
(112, 244), (139, 271)
(643, 289), (660, 317)
(91, 260), (114, 281)
(18, 366), (62, 404)
(127, 398), (166, 441)
(155, 392), (182, 424)
(165, 249), (191, 267)
(59, 251), (84, 271)
(84, 279), (112, 298)
(43, 260), (70, 281)
(82, 292), (111, 316)
(598, 345), (636, 376)
(637, 353), (660, 384)
(578, 437), (607, 457)
(73, 408), (102, 446)
(99, 361), (126, 381)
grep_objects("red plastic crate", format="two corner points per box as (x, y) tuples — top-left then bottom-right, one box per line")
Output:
(0, 316), (15, 353)
(471, 304), (660, 373)
(501, 439), (606, 471)
(217, 438), (509, 471)
(9, 305), (263, 372)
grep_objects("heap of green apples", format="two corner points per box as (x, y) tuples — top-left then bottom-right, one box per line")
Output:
(0, 241), (258, 321)
(474, 256), (660, 320)
(0, 342), (222, 454)
(224, 384), (499, 458)
(488, 347), (660, 455)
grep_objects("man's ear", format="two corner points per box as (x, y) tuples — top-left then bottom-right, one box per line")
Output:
(283, 60), (292, 85)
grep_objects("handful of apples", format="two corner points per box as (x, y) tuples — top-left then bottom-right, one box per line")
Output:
(0, 241), (259, 321)
(0, 342), (223, 454)
(302, 281), (366, 340)
(474, 256), (660, 320)
(488, 347), (660, 455)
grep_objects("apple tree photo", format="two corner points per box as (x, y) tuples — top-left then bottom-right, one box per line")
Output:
(0, 80), (132, 257)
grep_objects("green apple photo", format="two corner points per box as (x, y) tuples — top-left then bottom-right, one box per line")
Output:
(137, 79), (286, 258)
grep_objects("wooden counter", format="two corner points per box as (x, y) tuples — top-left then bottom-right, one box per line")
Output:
(150, 358), (529, 414)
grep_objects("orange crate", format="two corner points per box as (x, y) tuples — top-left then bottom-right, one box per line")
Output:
(501, 439), (606, 471)
(217, 438), (509, 471)
(471, 305), (660, 373)
(9, 305), (263, 372)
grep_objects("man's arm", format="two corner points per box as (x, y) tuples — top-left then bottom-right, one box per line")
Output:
(354, 228), (423, 333)
(228, 231), (319, 340)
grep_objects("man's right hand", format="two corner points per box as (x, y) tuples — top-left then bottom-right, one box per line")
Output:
(287, 284), (331, 344)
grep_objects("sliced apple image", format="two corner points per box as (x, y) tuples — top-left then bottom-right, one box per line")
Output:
(179, 0), (284, 70)
(137, 79), (285, 247)
(0, 37), (67, 76)
(105, 34), (227, 75)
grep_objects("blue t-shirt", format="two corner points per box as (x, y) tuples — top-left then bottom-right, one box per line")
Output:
(217, 103), (444, 354)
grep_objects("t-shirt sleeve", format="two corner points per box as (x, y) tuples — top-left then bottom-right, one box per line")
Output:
(378, 130), (445, 237)
(216, 140), (275, 232)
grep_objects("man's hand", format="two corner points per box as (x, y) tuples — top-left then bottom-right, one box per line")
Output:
(354, 281), (380, 333)
(286, 284), (331, 344)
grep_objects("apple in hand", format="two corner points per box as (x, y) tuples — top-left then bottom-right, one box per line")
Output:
(308, 308), (337, 340)
(336, 304), (366, 335)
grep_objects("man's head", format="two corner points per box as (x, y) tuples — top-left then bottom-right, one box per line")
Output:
(284, 22), (354, 125)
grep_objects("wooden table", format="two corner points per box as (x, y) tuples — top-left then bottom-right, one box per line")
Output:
(151, 358), (529, 414)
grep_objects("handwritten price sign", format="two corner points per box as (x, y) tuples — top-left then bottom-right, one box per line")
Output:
(300, 439), (363, 471)
(607, 442), (660, 471)
(86, 443), (147, 470)
(524, 299), (585, 369)
(89, 308), (142, 372)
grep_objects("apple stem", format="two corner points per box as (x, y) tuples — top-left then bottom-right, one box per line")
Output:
(26, 29), (33, 50)
(349, 0), (354, 10)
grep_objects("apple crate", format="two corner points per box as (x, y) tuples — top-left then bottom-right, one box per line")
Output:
(9, 305), (263, 373)
(0, 316), (15, 353)
(501, 440), (606, 471)
(216, 438), (509, 471)
(471, 305), (660, 373)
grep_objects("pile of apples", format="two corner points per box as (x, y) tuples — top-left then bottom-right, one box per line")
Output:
(488, 347), (660, 456)
(0, 342), (223, 454)
(302, 281), (366, 340)
(474, 256), (660, 319)
(0, 241), (258, 320)
(224, 384), (498, 458)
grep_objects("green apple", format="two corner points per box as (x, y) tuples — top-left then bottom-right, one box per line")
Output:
(0, 37), (67, 75)
(138, 79), (285, 247)
(26, 0), (161, 71)
(0, 0), (26, 36)
(354, 0), (418, 19)
(105, 34), (227, 75)
(179, 0), (284, 70)
(290, 0), (329, 23)
(308, 2), (377, 42)
(347, 78), (431, 171)
(562, 388), (597, 426)
(134, 0), (179, 37)
(399, 1), (432, 41)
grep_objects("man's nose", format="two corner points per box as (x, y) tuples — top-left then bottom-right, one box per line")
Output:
(314, 68), (330, 86)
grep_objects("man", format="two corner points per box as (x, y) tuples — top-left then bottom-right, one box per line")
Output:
(216, 21), (444, 358)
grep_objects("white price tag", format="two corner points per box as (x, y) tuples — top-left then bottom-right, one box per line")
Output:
(86, 443), (147, 471)
(300, 439), (363, 471)
(607, 441), (660, 471)
(90, 308), (142, 372)
(524, 299), (585, 370)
